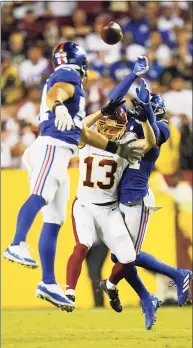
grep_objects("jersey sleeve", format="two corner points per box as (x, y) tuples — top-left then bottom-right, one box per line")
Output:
(157, 121), (170, 145)
(51, 68), (81, 86)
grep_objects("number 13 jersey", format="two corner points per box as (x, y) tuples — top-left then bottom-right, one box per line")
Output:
(77, 144), (128, 204)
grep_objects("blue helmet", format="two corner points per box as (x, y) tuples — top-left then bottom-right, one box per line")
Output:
(52, 42), (88, 77)
(150, 94), (166, 120)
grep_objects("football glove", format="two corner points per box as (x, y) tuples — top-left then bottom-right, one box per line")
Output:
(131, 98), (148, 123)
(53, 102), (75, 131)
(133, 56), (149, 77)
(101, 96), (126, 116)
(136, 78), (150, 104)
(116, 140), (144, 164)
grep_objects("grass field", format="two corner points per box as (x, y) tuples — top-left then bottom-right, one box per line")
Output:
(2, 306), (192, 348)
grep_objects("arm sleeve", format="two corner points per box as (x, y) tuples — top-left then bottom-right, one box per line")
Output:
(156, 121), (170, 145)
(109, 72), (137, 100)
(143, 103), (160, 143)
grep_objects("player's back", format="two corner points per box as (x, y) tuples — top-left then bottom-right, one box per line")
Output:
(39, 66), (85, 146)
(119, 117), (170, 203)
(77, 144), (128, 204)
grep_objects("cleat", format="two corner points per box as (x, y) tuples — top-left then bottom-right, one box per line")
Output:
(170, 269), (192, 306)
(36, 282), (75, 311)
(141, 295), (160, 330)
(64, 295), (75, 312)
(100, 280), (122, 313)
(4, 242), (38, 268)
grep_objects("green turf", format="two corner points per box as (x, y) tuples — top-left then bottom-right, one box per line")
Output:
(2, 307), (192, 348)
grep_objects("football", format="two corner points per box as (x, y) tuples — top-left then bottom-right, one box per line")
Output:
(100, 21), (123, 45)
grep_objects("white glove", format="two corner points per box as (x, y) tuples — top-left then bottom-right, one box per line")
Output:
(54, 104), (75, 131)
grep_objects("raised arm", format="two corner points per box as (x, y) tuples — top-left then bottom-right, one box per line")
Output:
(109, 56), (149, 101)
(135, 79), (161, 144)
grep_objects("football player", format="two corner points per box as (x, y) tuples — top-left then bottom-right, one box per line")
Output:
(4, 43), (145, 310)
(100, 77), (192, 324)
(64, 81), (161, 329)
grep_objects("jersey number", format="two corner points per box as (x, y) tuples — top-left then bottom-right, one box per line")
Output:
(83, 157), (117, 190)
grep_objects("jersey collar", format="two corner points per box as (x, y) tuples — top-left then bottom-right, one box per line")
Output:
(55, 64), (81, 71)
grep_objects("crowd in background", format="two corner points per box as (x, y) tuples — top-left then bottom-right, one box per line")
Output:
(1, 1), (192, 173)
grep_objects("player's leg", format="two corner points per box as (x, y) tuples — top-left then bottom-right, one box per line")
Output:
(99, 205), (159, 329)
(86, 241), (108, 307)
(4, 143), (71, 269)
(36, 177), (74, 310)
(4, 141), (51, 267)
(135, 252), (192, 306)
(120, 197), (192, 306)
(65, 199), (97, 308)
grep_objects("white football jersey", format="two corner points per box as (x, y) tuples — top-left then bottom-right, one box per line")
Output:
(77, 145), (129, 204)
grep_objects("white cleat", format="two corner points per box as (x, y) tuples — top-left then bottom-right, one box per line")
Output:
(4, 242), (38, 269)
(36, 281), (75, 311)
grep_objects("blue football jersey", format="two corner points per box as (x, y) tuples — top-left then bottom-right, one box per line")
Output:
(119, 117), (170, 203)
(39, 66), (85, 145)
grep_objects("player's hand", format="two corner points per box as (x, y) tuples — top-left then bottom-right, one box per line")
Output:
(136, 78), (150, 104)
(101, 96), (126, 116)
(116, 141), (144, 164)
(131, 98), (147, 123)
(133, 56), (149, 76)
(54, 104), (75, 131)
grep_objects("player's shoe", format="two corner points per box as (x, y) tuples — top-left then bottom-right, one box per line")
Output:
(170, 269), (192, 306)
(36, 281), (75, 311)
(141, 295), (161, 330)
(100, 280), (122, 313)
(4, 242), (38, 269)
(64, 295), (75, 313)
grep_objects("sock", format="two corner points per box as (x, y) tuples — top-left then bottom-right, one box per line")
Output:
(109, 261), (134, 285)
(106, 279), (116, 290)
(109, 72), (137, 101)
(38, 223), (61, 284)
(136, 252), (179, 281)
(65, 289), (75, 296)
(124, 265), (151, 301)
(66, 244), (88, 289)
(12, 194), (46, 245)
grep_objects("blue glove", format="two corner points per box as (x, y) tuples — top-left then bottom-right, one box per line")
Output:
(136, 78), (150, 104)
(133, 56), (149, 76)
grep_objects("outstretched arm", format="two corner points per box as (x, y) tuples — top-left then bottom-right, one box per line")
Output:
(136, 79), (161, 144)
(81, 124), (144, 164)
(109, 56), (149, 101)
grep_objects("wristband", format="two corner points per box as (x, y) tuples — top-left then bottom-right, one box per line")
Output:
(105, 140), (118, 154)
(52, 100), (63, 113)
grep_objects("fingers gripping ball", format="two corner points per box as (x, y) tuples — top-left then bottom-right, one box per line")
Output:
(101, 22), (123, 45)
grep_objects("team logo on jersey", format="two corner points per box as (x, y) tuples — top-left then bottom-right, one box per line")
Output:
(130, 126), (134, 130)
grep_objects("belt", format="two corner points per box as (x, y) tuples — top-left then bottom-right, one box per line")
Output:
(126, 200), (143, 207)
(93, 200), (117, 206)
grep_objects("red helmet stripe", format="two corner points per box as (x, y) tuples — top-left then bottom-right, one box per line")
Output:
(59, 42), (65, 64)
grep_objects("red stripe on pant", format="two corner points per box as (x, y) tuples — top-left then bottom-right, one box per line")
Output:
(35, 146), (52, 194)
(71, 198), (80, 244)
(135, 206), (148, 254)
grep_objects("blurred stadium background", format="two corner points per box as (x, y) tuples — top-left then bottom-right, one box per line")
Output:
(1, 0), (192, 312)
